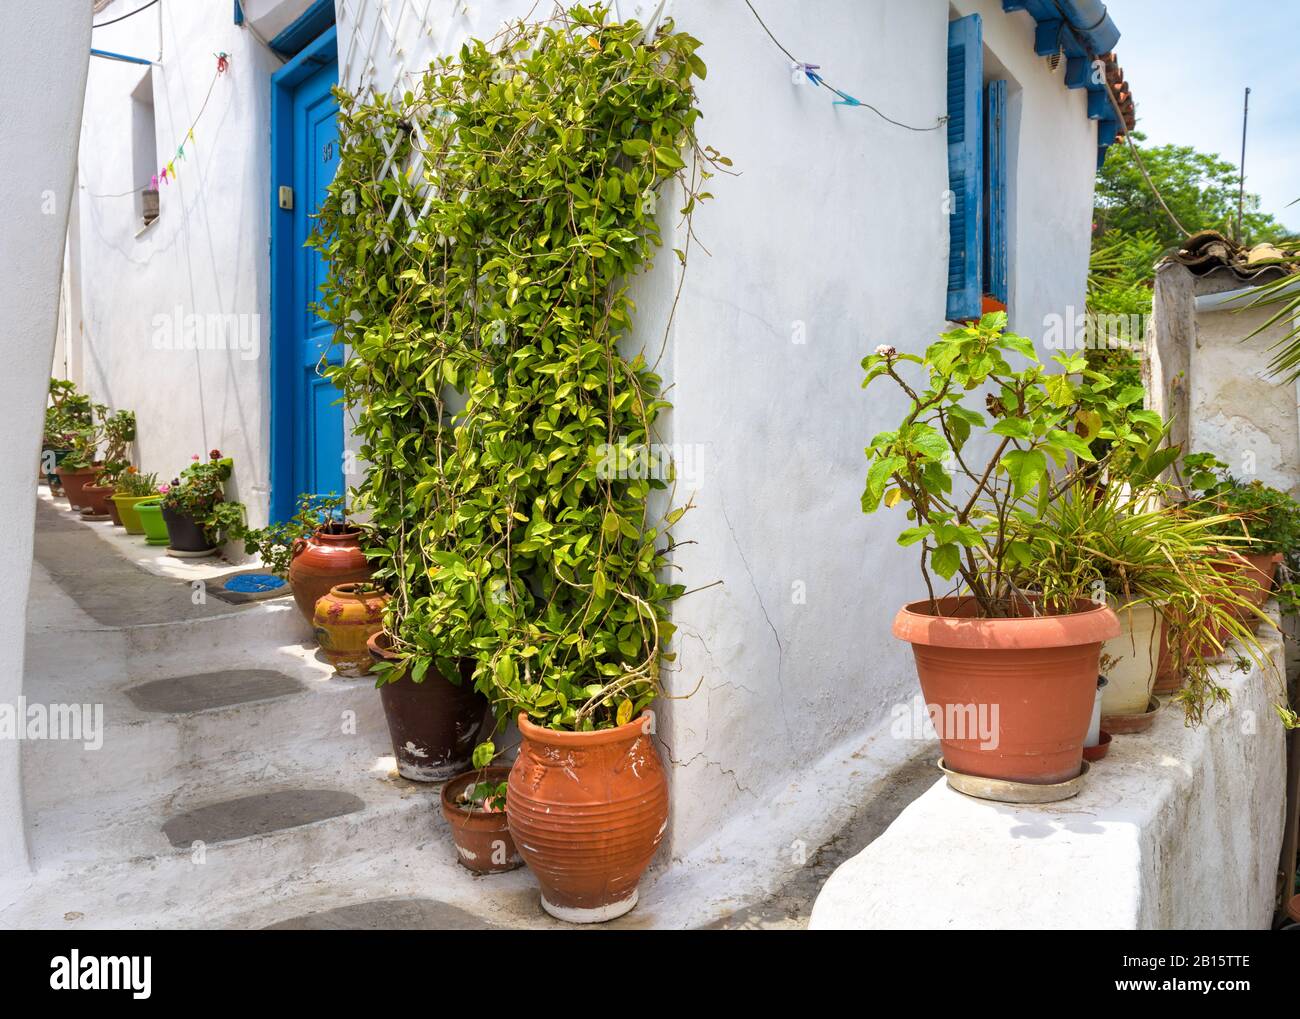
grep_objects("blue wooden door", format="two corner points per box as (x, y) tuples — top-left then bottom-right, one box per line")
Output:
(286, 58), (343, 511)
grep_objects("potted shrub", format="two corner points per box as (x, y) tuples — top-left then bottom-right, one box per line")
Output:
(78, 474), (115, 520)
(1017, 475), (1264, 727)
(1182, 452), (1300, 613)
(861, 314), (1133, 785)
(94, 410), (137, 526)
(366, 631), (488, 781)
(110, 469), (161, 534)
(240, 493), (372, 623)
(158, 450), (244, 556)
(311, 6), (716, 921)
(41, 378), (92, 493)
(439, 760), (522, 874)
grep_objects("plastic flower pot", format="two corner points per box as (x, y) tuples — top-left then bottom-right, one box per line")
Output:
(1099, 600), (1161, 716)
(893, 596), (1121, 785)
(160, 505), (217, 556)
(111, 493), (156, 534)
(135, 499), (170, 546)
(42, 448), (71, 491)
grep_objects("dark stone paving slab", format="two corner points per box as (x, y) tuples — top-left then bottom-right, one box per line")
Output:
(125, 670), (304, 714)
(162, 789), (365, 848)
(32, 499), (248, 627)
(264, 897), (498, 930)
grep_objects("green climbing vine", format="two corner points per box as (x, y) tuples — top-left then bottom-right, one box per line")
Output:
(312, 4), (726, 731)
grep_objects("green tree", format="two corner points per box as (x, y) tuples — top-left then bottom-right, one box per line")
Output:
(1094, 132), (1283, 249)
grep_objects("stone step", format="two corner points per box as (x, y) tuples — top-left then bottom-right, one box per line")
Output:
(161, 788), (367, 848)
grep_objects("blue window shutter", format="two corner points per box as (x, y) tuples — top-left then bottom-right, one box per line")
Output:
(946, 14), (983, 321)
(984, 80), (1008, 305)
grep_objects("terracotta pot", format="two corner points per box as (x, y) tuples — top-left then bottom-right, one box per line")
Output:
(313, 584), (388, 677)
(79, 480), (114, 519)
(893, 597), (1121, 784)
(1152, 619), (1185, 694)
(55, 466), (99, 510)
(1235, 552), (1282, 612)
(508, 710), (668, 923)
(1099, 600), (1161, 716)
(112, 493), (155, 534)
(289, 525), (372, 624)
(367, 631), (488, 780)
(135, 499), (170, 546)
(440, 766), (522, 874)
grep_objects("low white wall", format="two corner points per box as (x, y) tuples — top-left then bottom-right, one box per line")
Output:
(809, 616), (1288, 929)
(0, 2), (92, 879)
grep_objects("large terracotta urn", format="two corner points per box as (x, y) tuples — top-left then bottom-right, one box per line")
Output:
(289, 524), (372, 623)
(508, 711), (668, 924)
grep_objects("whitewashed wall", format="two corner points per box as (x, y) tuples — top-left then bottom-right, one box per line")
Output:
(332, 0), (1099, 882)
(66, 0), (1099, 899)
(0, 2), (91, 883)
(69, 1), (284, 529)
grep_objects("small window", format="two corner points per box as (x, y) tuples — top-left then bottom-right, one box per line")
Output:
(131, 70), (159, 228)
(946, 14), (1010, 320)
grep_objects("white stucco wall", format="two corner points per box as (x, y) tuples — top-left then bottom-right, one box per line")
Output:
(0, 2), (92, 881)
(71, 0), (1100, 892)
(69, 1), (284, 528)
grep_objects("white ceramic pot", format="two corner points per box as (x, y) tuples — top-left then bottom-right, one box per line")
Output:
(1085, 676), (1108, 747)
(1100, 600), (1161, 715)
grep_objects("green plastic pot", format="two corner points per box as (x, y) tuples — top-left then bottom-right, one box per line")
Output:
(112, 493), (157, 535)
(135, 499), (170, 546)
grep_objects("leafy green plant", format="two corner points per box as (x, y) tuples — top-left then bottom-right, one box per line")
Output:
(1182, 452), (1300, 555)
(312, 5), (723, 732)
(457, 779), (508, 813)
(159, 450), (243, 543)
(238, 492), (348, 578)
(861, 311), (1167, 616)
(42, 378), (94, 449)
(98, 410), (137, 485)
(113, 468), (159, 497)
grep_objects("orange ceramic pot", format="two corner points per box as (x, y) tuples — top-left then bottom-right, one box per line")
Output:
(289, 525), (372, 623)
(313, 583), (388, 677)
(508, 711), (668, 923)
(893, 597), (1120, 784)
(440, 766), (522, 874)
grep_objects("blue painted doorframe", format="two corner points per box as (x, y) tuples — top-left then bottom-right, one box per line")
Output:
(269, 25), (343, 522)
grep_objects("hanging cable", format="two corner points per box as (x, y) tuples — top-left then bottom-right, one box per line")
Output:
(1042, 0), (1191, 239)
(92, 0), (161, 29)
(742, 0), (947, 132)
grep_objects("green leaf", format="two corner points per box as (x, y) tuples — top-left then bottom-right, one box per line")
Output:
(1047, 428), (1097, 462)
(930, 543), (961, 579)
(1045, 374), (1075, 407)
(1001, 448), (1048, 497)
(991, 418), (1033, 440)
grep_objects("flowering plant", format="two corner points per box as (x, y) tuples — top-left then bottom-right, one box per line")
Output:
(159, 450), (241, 541)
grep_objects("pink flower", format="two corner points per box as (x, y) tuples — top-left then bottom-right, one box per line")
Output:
(191, 454), (200, 461)
(158, 484), (171, 494)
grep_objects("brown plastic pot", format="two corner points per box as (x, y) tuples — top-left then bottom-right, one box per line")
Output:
(367, 631), (487, 781)
(55, 466), (100, 511)
(289, 524), (372, 623)
(79, 480), (114, 519)
(440, 766), (522, 874)
(508, 710), (668, 924)
(893, 597), (1121, 785)
(103, 488), (123, 526)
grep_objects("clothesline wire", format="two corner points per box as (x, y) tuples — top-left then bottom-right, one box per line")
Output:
(92, 0), (162, 29)
(85, 64), (224, 199)
(741, 0), (947, 132)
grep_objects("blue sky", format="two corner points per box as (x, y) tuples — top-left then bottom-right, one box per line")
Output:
(1105, 0), (1300, 233)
